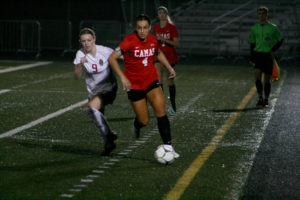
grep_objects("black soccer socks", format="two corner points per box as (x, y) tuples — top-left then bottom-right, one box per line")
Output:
(157, 115), (172, 145)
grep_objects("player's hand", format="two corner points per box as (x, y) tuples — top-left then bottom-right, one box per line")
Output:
(249, 60), (255, 67)
(121, 77), (131, 91)
(156, 35), (165, 43)
(156, 35), (162, 41)
(168, 68), (176, 79)
(80, 57), (86, 65)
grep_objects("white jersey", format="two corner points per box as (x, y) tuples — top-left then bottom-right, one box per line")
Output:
(74, 45), (117, 99)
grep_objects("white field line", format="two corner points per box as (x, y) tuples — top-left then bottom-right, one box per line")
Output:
(12, 135), (69, 143)
(59, 93), (204, 199)
(0, 89), (11, 94)
(7, 89), (86, 95)
(0, 99), (88, 139)
(0, 61), (52, 74)
(225, 71), (287, 200)
(0, 73), (71, 95)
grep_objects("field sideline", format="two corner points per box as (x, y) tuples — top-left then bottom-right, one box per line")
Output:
(0, 60), (298, 200)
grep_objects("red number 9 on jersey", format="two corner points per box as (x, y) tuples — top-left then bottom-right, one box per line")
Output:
(92, 64), (98, 73)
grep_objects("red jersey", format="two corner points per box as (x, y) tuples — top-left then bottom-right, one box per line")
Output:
(153, 22), (179, 64)
(119, 33), (159, 90)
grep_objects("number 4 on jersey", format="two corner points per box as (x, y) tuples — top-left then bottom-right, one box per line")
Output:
(142, 57), (148, 67)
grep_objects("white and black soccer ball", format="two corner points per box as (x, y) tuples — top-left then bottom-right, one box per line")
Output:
(154, 144), (175, 164)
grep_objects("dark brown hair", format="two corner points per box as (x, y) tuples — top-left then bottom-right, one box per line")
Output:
(257, 6), (269, 13)
(79, 27), (96, 39)
(135, 14), (151, 25)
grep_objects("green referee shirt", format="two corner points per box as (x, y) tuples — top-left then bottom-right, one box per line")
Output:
(249, 22), (283, 53)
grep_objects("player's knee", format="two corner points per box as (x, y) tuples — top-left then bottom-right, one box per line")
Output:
(139, 118), (149, 126)
(86, 107), (103, 118)
(167, 79), (174, 85)
(155, 110), (167, 118)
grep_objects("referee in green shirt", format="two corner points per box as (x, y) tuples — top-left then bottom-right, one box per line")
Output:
(249, 6), (283, 108)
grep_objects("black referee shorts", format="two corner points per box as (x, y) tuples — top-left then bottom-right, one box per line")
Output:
(253, 51), (273, 75)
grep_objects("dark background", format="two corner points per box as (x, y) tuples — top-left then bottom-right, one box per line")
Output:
(0, 0), (123, 21)
(0, 0), (170, 60)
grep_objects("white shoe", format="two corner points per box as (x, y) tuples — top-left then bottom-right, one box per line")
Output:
(164, 144), (180, 159)
(172, 150), (180, 159)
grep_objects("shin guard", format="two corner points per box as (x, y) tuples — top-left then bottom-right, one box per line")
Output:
(87, 108), (112, 140)
(169, 85), (176, 111)
(264, 81), (271, 99)
(157, 115), (172, 145)
(255, 80), (263, 98)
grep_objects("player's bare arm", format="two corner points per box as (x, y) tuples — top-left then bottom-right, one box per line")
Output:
(108, 50), (132, 90)
(74, 57), (86, 80)
(162, 37), (179, 47)
(156, 50), (176, 79)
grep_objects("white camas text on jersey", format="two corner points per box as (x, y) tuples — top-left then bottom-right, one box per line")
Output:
(134, 48), (155, 58)
(156, 33), (171, 40)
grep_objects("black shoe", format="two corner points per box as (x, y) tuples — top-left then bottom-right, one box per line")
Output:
(264, 98), (269, 106)
(101, 134), (117, 156)
(133, 126), (140, 139)
(256, 98), (265, 108)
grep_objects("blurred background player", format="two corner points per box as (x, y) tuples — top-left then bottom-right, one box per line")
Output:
(249, 6), (283, 108)
(153, 6), (179, 115)
(74, 28), (118, 156)
(109, 14), (179, 158)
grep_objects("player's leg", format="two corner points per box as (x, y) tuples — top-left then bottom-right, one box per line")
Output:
(263, 56), (273, 106)
(130, 98), (149, 139)
(264, 73), (271, 106)
(254, 68), (264, 108)
(147, 87), (179, 158)
(147, 87), (170, 144)
(155, 62), (164, 91)
(86, 95), (117, 156)
(253, 52), (265, 108)
(166, 64), (176, 114)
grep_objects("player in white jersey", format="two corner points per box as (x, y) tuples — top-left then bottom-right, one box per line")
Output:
(74, 28), (118, 156)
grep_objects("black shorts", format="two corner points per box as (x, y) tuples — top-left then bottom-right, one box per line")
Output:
(127, 80), (161, 102)
(102, 86), (118, 105)
(89, 86), (118, 105)
(253, 52), (273, 75)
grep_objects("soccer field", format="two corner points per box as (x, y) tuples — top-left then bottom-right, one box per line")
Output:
(0, 60), (289, 200)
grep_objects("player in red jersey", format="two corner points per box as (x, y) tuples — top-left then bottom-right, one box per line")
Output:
(109, 14), (179, 158)
(153, 6), (179, 115)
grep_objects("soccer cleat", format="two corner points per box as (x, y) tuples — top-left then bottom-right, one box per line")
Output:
(101, 133), (117, 156)
(172, 150), (180, 159)
(166, 145), (180, 159)
(256, 98), (265, 109)
(264, 98), (269, 106)
(133, 121), (141, 139)
(168, 107), (176, 116)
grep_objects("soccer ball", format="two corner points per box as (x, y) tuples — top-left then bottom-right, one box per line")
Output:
(154, 144), (175, 164)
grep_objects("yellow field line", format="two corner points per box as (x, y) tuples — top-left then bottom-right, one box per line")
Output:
(164, 86), (257, 200)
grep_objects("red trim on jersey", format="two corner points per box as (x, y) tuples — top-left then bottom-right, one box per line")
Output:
(119, 33), (159, 90)
(153, 22), (179, 64)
